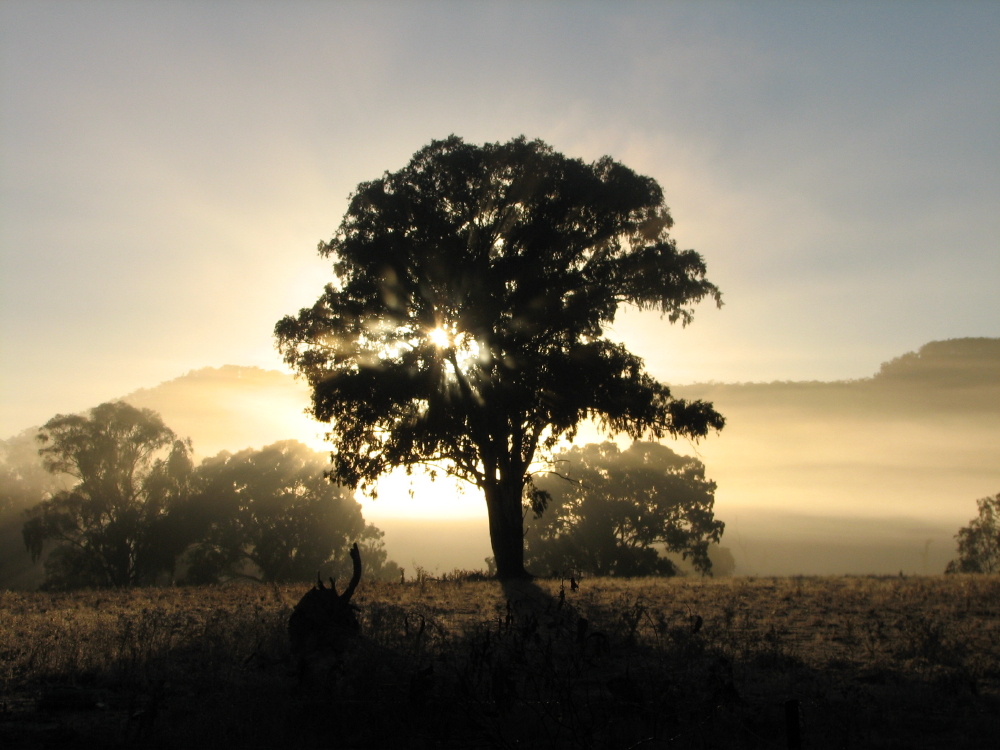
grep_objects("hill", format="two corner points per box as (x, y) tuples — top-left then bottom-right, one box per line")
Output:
(874, 337), (1000, 388)
(121, 365), (321, 460)
(673, 337), (1000, 415)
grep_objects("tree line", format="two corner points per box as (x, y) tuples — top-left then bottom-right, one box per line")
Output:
(0, 399), (734, 589)
(3, 395), (994, 588)
(7, 401), (397, 590)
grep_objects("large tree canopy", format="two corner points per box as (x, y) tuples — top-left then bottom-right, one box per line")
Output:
(525, 441), (724, 577)
(23, 402), (193, 589)
(276, 136), (724, 579)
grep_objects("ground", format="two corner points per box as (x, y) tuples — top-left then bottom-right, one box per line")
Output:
(1, 574), (998, 748)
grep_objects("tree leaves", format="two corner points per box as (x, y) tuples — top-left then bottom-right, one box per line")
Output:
(525, 441), (724, 577)
(276, 136), (723, 494)
(946, 493), (1000, 574)
(275, 135), (724, 577)
(22, 402), (191, 589)
(183, 440), (381, 583)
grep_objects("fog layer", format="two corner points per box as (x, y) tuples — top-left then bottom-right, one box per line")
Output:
(3, 339), (996, 577)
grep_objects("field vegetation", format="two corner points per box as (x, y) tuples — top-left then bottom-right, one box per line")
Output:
(2, 574), (998, 748)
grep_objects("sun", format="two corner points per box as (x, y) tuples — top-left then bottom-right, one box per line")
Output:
(428, 327), (451, 348)
(425, 325), (483, 376)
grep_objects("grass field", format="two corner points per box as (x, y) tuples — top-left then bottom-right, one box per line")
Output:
(1, 574), (998, 749)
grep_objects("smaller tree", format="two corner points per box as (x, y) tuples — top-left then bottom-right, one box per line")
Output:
(525, 441), (723, 577)
(183, 440), (395, 583)
(22, 402), (194, 589)
(946, 493), (1000, 574)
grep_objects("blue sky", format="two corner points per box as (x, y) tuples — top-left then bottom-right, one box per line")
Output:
(2, 0), (998, 434)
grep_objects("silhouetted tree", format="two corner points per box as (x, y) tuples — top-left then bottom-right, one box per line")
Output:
(22, 402), (193, 589)
(182, 440), (393, 583)
(946, 493), (1000, 574)
(525, 441), (723, 576)
(276, 136), (724, 579)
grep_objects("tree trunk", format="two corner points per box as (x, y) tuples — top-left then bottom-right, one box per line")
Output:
(484, 479), (531, 580)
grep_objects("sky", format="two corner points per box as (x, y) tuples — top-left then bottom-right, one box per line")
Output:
(2, 0), (998, 438)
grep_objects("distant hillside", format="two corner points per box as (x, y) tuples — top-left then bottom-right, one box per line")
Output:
(673, 337), (1000, 416)
(115, 338), (999, 458)
(19, 338), (999, 459)
(873, 337), (1000, 387)
(121, 365), (321, 459)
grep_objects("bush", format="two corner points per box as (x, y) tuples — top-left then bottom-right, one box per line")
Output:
(946, 493), (1000, 573)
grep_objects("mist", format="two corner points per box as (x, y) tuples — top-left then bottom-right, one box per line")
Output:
(4, 338), (994, 582)
(90, 339), (1000, 576)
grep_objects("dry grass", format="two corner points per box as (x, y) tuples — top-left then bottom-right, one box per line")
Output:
(1, 575), (998, 748)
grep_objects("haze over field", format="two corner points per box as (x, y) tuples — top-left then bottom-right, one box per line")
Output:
(1, 4), (997, 579)
(135, 340), (1000, 576)
(4, 337), (988, 578)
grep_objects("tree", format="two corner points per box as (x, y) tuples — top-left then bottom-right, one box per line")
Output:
(22, 402), (194, 589)
(524, 441), (724, 577)
(1, 429), (73, 517)
(946, 493), (1000, 574)
(276, 136), (724, 579)
(182, 440), (394, 583)
(0, 430), (75, 590)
